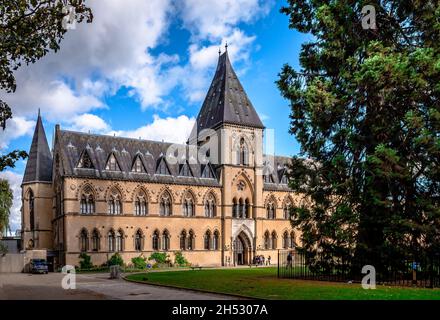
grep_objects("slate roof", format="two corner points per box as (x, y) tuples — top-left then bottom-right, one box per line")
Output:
(56, 129), (221, 187)
(193, 50), (264, 133)
(22, 112), (53, 184)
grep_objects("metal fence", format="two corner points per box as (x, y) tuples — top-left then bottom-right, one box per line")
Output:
(277, 249), (440, 288)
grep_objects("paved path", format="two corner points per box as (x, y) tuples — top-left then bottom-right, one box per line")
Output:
(0, 272), (236, 300)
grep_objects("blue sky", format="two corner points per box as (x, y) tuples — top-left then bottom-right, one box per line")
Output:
(0, 0), (307, 232)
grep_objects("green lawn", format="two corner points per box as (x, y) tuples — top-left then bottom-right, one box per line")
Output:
(125, 267), (440, 300)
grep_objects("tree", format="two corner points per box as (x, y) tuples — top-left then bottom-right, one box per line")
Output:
(0, 0), (93, 171)
(0, 179), (13, 235)
(277, 1), (440, 266)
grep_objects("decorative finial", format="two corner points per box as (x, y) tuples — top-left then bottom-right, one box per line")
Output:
(225, 41), (228, 51)
(38, 108), (41, 117)
(218, 47), (221, 56)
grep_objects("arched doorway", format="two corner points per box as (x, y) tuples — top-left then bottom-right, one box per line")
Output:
(234, 231), (252, 265)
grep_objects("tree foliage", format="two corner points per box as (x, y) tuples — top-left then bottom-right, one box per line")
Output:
(277, 0), (440, 263)
(0, 0), (93, 171)
(0, 179), (13, 234)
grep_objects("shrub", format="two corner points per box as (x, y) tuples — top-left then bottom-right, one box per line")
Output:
(174, 250), (189, 267)
(0, 242), (8, 256)
(131, 256), (147, 269)
(107, 253), (124, 266)
(79, 252), (93, 269)
(148, 252), (169, 264)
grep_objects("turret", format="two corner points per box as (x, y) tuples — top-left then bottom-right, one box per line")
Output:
(21, 110), (53, 250)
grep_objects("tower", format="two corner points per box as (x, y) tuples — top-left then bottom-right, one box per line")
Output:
(21, 111), (53, 250)
(190, 48), (265, 265)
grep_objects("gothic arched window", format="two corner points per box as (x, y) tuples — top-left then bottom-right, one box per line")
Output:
(80, 186), (95, 214)
(160, 191), (172, 216)
(283, 231), (289, 249)
(204, 193), (216, 217)
(108, 188), (122, 215)
(116, 229), (124, 252)
(135, 229), (143, 251)
(188, 230), (195, 251)
(134, 191), (148, 216)
(213, 230), (220, 250)
(290, 231), (296, 248)
(182, 193), (195, 217)
(271, 231), (277, 250)
(237, 138), (249, 166)
(91, 229), (100, 251)
(283, 200), (292, 219)
(266, 200), (276, 219)
(80, 229), (88, 252)
(232, 198), (239, 218)
(152, 229), (160, 250)
(264, 231), (270, 250)
(204, 230), (211, 250)
(180, 230), (187, 250)
(245, 198), (250, 218)
(162, 230), (170, 251)
(108, 230), (115, 252)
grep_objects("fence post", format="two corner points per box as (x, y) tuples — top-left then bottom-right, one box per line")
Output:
(277, 250), (279, 278)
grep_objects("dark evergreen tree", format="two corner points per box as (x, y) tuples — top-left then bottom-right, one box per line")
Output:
(277, 0), (440, 266)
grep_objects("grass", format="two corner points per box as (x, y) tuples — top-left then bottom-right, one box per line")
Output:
(125, 267), (440, 300)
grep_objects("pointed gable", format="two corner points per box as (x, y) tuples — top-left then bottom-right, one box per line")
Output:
(201, 163), (216, 179)
(77, 149), (94, 169)
(193, 50), (264, 132)
(105, 153), (121, 171)
(156, 156), (171, 175)
(132, 154), (146, 173)
(179, 161), (193, 177)
(23, 112), (53, 184)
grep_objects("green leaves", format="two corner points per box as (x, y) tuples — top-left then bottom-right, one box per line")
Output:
(279, 0), (440, 261)
(0, 179), (13, 234)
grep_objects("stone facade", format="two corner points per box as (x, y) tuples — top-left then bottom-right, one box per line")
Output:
(21, 50), (299, 269)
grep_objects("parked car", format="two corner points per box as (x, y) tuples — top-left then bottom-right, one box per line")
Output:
(30, 259), (48, 274)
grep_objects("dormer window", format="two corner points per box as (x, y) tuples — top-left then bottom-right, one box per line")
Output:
(201, 163), (215, 179)
(264, 174), (274, 183)
(179, 162), (193, 177)
(132, 155), (146, 173)
(157, 157), (171, 175)
(105, 153), (120, 171)
(77, 150), (94, 169)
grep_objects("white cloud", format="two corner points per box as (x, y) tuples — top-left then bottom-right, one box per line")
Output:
(179, 0), (272, 40)
(4, 0), (174, 119)
(111, 114), (195, 144)
(67, 113), (110, 133)
(0, 117), (35, 149)
(0, 171), (23, 233)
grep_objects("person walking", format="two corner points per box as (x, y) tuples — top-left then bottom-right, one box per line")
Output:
(286, 252), (292, 269)
(268, 255), (271, 265)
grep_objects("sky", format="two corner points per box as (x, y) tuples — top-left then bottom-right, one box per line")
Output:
(0, 0), (308, 233)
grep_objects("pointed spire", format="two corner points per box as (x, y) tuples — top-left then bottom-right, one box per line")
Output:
(22, 112), (53, 184)
(192, 43), (264, 133)
(225, 41), (228, 51)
